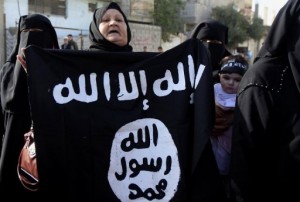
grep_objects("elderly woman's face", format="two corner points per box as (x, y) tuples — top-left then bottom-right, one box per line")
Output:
(99, 9), (128, 47)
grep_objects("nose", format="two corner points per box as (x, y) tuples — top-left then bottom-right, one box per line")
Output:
(228, 79), (234, 85)
(109, 20), (117, 26)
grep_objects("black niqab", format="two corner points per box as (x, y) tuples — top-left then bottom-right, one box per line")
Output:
(1, 14), (59, 112)
(189, 19), (228, 44)
(188, 19), (231, 73)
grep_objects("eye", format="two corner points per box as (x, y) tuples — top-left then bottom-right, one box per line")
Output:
(222, 75), (230, 80)
(101, 18), (110, 22)
(200, 39), (222, 44)
(21, 28), (43, 32)
(234, 78), (241, 82)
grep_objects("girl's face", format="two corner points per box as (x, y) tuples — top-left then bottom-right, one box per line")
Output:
(99, 9), (128, 47)
(219, 73), (242, 94)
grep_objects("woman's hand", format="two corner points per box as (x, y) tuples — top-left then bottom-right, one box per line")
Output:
(17, 48), (27, 72)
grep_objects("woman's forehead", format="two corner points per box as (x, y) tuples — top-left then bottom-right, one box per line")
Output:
(103, 9), (123, 17)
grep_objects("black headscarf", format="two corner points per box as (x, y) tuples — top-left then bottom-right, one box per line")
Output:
(189, 19), (231, 71)
(89, 2), (132, 52)
(4, 13), (59, 62)
(230, 2), (300, 201)
(254, 0), (300, 93)
(0, 14), (58, 199)
(1, 14), (59, 113)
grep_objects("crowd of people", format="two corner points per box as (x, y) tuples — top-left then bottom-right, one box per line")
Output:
(0, 0), (300, 201)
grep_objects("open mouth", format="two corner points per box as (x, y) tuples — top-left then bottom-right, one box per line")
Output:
(108, 30), (119, 34)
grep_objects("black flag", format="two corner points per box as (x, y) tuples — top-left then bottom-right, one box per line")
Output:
(25, 38), (222, 201)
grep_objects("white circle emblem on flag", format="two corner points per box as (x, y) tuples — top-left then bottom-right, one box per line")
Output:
(108, 118), (181, 201)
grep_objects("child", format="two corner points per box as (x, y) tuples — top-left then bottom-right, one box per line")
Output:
(210, 54), (248, 201)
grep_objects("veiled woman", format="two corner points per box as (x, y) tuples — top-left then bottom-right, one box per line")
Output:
(231, 0), (300, 201)
(0, 13), (59, 200)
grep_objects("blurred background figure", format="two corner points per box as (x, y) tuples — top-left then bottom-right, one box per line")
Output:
(67, 34), (78, 50)
(158, 46), (164, 53)
(143, 46), (147, 52)
(61, 36), (71, 49)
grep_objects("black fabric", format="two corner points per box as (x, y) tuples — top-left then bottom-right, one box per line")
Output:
(258, 0), (300, 94)
(189, 19), (228, 44)
(0, 14), (58, 200)
(23, 38), (224, 201)
(188, 19), (231, 82)
(202, 42), (226, 70)
(231, 0), (300, 201)
(89, 2), (132, 52)
(19, 14), (59, 49)
(219, 57), (248, 76)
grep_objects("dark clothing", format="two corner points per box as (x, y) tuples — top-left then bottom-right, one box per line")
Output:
(89, 2), (132, 52)
(231, 56), (300, 202)
(231, 0), (300, 201)
(189, 19), (233, 201)
(0, 14), (59, 200)
(68, 40), (78, 50)
(188, 19), (231, 83)
(61, 42), (71, 49)
(189, 19), (228, 44)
